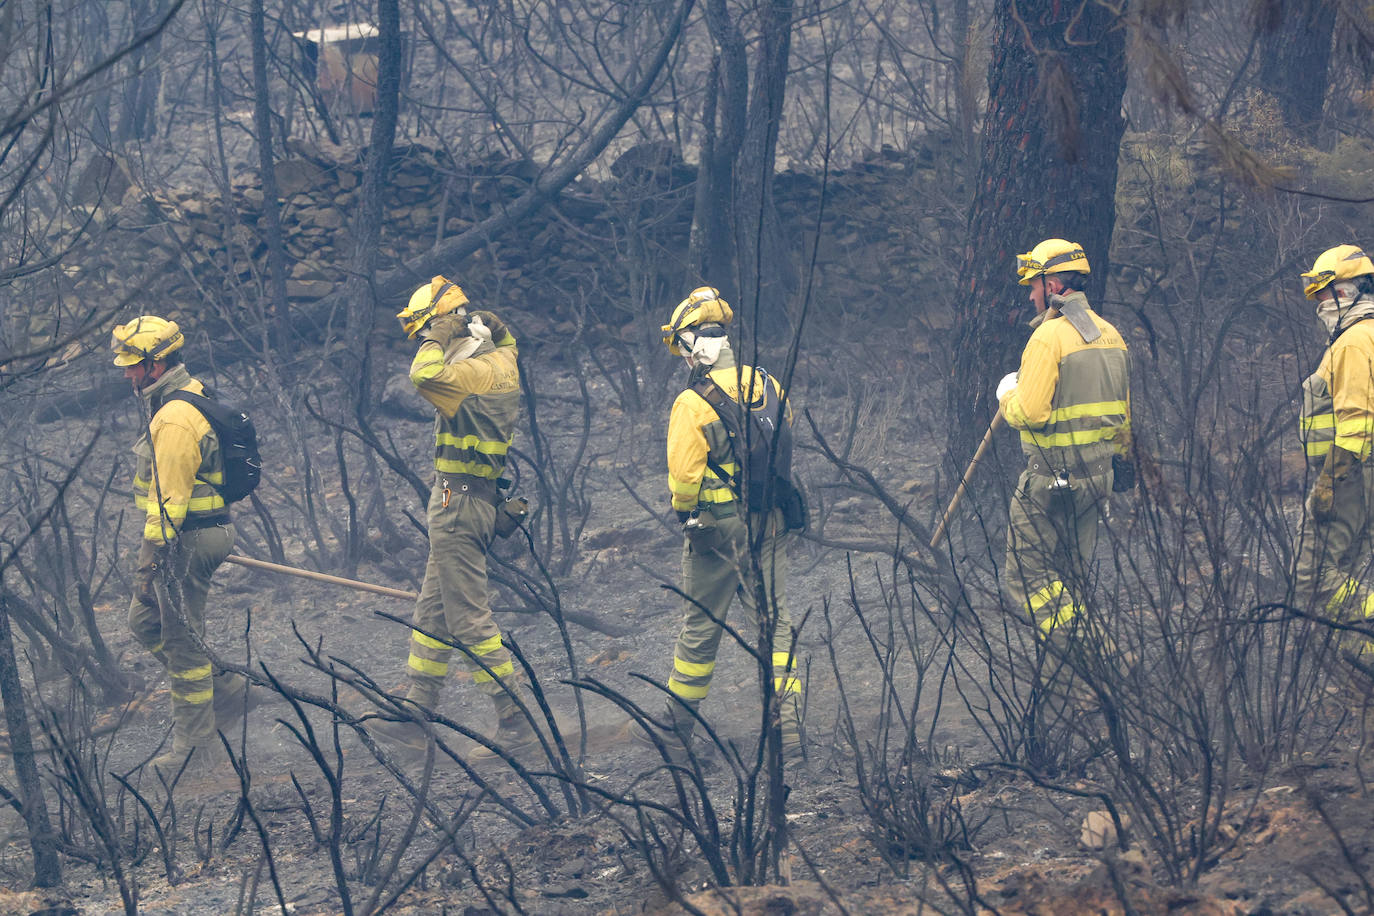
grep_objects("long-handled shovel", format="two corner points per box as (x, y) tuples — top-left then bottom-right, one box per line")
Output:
(929, 409), (1004, 550)
(225, 554), (418, 601)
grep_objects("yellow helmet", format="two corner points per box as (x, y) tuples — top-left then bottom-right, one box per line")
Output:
(397, 275), (470, 338)
(111, 315), (184, 367)
(661, 287), (733, 355)
(1301, 245), (1374, 299)
(1016, 238), (1090, 286)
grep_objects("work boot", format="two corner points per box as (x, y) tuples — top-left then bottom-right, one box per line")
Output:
(781, 733), (805, 765)
(629, 700), (701, 767)
(469, 713), (542, 763)
(368, 716), (433, 761)
(624, 717), (692, 766)
(471, 682), (542, 762)
(150, 740), (228, 781)
(213, 675), (274, 731)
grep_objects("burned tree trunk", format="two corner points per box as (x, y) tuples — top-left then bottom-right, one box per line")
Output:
(118, 0), (166, 142)
(733, 0), (796, 342)
(951, 0), (1126, 439)
(0, 590), (60, 887)
(689, 0), (795, 340)
(341, 0), (403, 408)
(1257, 0), (1336, 136)
(689, 0), (749, 302)
(249, 0), (295, 348)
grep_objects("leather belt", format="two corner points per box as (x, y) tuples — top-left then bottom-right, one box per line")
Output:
(441, 474), (500, 504)
(180, 514), (230, 531)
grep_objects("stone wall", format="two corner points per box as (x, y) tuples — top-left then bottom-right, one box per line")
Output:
(56, 138), (967, 354)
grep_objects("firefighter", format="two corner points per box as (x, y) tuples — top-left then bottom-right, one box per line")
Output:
(112, 316), (250, 775)
(997, 240), (1131, 658)
(636, 287), (802, 764)
(378, 276), (538, 760)
(1294, 245), (1374, 665)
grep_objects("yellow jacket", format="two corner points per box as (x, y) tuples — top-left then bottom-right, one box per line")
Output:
(132, 366), (226, 544)
(1300, 319), (1374, 463)
(1000, 307), (1131, 472)
(667, 354), (789, 513)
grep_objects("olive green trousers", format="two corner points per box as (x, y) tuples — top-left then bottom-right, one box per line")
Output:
(1294, 463), (1374, 660)
(662, 508), (801, 744)
(403, 479), (525, 721)
(128, 522), (243, 750)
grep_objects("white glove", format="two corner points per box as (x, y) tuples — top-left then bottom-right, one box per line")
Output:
(996, 371), (1019, 401)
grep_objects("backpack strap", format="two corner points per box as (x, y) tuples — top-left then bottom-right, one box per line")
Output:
(163, 390), (225, 490)
(691, 378), (744, 494)
(1331, 313), (1374, 343)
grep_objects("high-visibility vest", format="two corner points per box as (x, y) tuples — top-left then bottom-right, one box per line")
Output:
(1009, 311), (1130, 474)
(433, 386), (518, 479)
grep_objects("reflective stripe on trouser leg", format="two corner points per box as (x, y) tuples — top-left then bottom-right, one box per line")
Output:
(772, 650), (802, 741)
(155, 524), (233, 748)
(169, 663), (213, 695)
(405, 628), (451, 707)
(668, 654), (715, 701)
(1028, 580), (1078, 635)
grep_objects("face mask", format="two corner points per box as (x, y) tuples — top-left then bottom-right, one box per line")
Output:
(689, 334), (727, 367)
(1317, 299), (1339, 335)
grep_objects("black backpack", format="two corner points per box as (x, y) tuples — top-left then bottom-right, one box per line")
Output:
(165, 388), (262, 503)
(692, 368), (808, 531)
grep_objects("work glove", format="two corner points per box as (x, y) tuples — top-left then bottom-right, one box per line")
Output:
(1308, 444), (1362, 522)
(420, 313), (467, 349)
(471, 310), (513, 347)
(996, 371), (1019, 401)
(134, 539), (170, 606)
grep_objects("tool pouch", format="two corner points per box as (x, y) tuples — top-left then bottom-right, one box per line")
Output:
(777, 477), (809, 532)
(494, 496), (529, 538)
(1111, 454), (1136, 493)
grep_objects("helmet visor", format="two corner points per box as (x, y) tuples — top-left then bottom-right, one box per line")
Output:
(1302, 269), (1334, 300)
